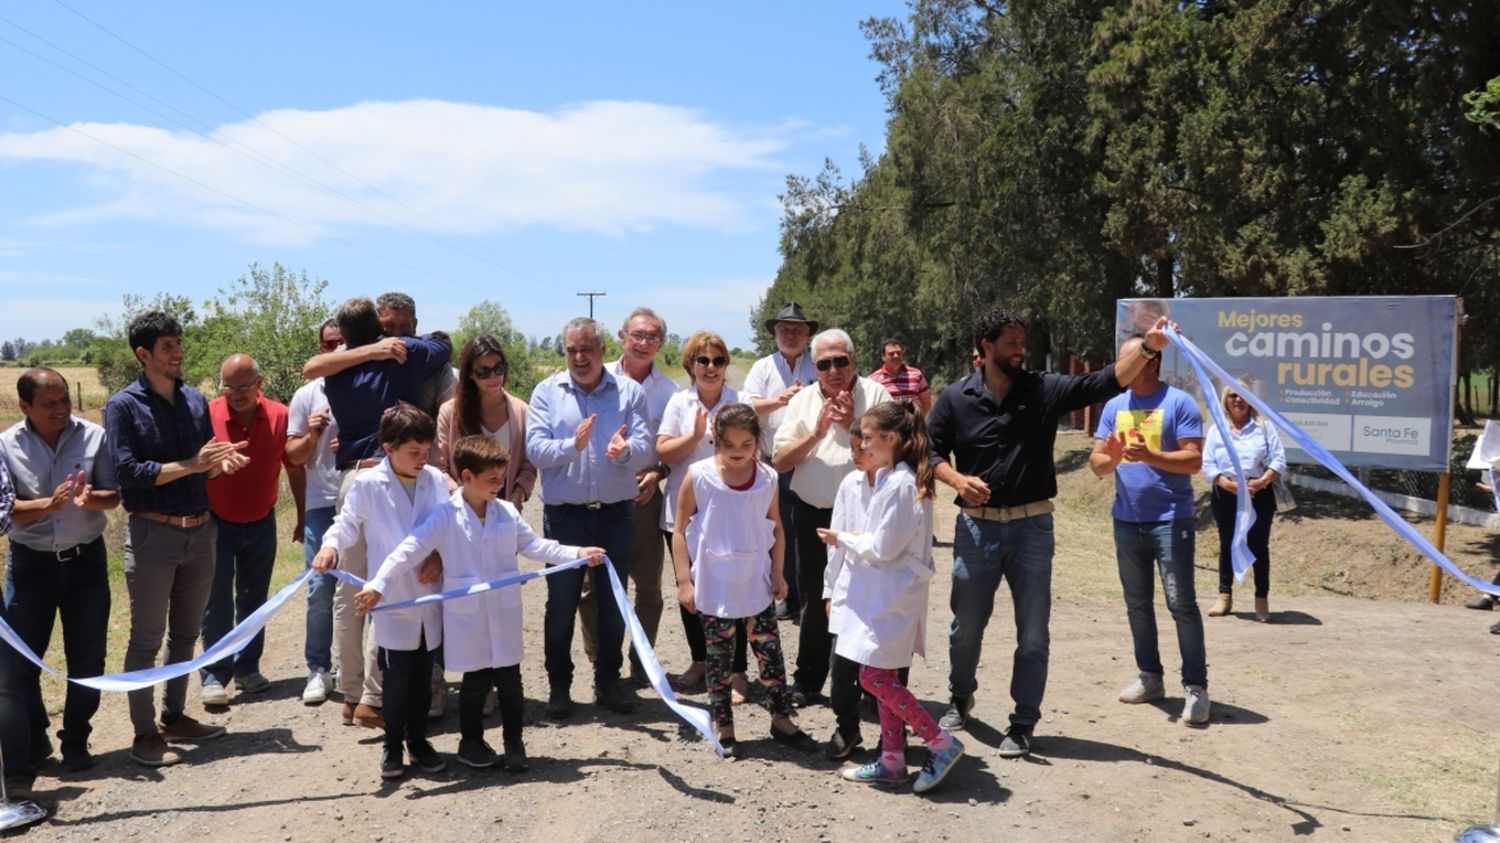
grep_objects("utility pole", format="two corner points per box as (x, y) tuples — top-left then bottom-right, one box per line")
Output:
(576, 291), (606, 320)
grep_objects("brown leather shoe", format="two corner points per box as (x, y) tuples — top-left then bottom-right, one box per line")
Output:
(341, 701), (358, 726)
(158, 714), (226, 742)
(354, 703), (384, 729)
(1254, 597), (1270, 623)
(1207, 593), (1232, 617)
(130, 733), (183, 767)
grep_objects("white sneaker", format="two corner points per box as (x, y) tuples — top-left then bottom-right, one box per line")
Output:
(302, 669), (334, 705)
(1182, 684), (1211, 724)
(1118, 672), (1166, 704)
(201, 677), (230, 706)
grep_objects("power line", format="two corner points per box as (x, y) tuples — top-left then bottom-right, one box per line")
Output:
(0, 92), (500, 300)
(47, 0), (565, 289)
(1, 12), (567, 291)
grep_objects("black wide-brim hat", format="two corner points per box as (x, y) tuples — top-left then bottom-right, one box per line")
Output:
(763, 302), (819, 335)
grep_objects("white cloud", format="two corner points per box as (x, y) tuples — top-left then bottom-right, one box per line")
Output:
(0, 99), (790, 245)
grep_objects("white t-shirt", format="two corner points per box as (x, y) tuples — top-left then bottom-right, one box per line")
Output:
(288, 378), (341, 510)
(741, 352), (817, 457)
(657, 385), (738, 531)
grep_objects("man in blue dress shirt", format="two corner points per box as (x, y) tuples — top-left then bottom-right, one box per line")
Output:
(527, 317), (652, 719)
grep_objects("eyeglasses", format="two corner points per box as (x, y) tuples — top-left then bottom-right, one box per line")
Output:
(220, 383), (259, 394)
(319, 339), (341, 351)
(815, 355), (850, 372)
(626, 332), (663, 346)
(694, 355), (728, 368)
(473, 363), (508, 380)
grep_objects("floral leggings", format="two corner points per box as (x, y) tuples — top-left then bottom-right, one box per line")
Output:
(859, 665), (943, 755)
(701, 604), (791, 727)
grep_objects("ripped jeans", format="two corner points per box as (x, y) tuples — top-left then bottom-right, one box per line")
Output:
(1113, 518), (1207, 689)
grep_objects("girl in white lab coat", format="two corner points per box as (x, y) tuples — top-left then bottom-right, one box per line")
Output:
(357, 436), (604, 773)
(672, 403), (818, 758)
(817, 402), (964, 794)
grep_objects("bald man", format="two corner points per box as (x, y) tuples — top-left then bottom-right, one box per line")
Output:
(200, 354), (299, 704)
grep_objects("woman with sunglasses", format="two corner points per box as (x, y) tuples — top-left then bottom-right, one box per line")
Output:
(434, 336), (537, 511)
(1202, 385), (1286, 622)
(657, 331), (750, 695)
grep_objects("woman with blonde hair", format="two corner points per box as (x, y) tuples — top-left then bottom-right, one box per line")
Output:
(1201, 385), (1286, 622)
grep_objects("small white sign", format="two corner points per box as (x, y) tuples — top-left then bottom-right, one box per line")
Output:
(1281, 412), (1352, 452)
(1352, 416), (1430, 456)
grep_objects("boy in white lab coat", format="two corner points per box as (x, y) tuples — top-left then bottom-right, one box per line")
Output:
(356, 435), (605, 771)
(313, 405), (449, 781)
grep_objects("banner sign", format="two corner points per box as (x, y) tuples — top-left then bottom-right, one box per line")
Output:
(1116, 296), (1458, 471)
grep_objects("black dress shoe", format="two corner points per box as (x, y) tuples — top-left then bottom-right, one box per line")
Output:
(546, 687), (574, 720)
(824, 729), (863, 760)
(770, 727), (820, 754)
(594, 681), (636, 714)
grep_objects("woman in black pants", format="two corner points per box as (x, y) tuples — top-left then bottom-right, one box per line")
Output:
(1202, 386), (1286, 622)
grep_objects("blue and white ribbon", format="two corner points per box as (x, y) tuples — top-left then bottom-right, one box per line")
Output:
(0, 569), (317, 692)
(1168, 328), (1500, 597)
(0, 555), (726, 755)
(1174, 332), (1258, 578)
(330, 556), (723, 757)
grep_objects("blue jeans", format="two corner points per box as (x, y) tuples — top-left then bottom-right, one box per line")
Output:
(948, 511), (1054, 727)
(1, 537), (110, 774)
(303, 506), (337, 672)
(201, 512), (278, 684)
(542, 502), (634, 689)
(1114, 519), (1207, 688)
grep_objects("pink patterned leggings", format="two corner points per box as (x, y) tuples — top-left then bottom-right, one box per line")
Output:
(858, 665), (943, 755)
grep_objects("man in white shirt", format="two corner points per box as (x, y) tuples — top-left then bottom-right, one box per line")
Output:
(772, 328), (890, 706)
(742, 302), (819, 618)
(287, 320), (344, 707)
(580, 307), (677, 687)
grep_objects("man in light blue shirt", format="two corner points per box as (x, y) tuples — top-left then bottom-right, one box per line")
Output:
(527, 316), (652, 718)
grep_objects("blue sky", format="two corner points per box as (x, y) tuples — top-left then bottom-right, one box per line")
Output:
(0, 1), (908, 350)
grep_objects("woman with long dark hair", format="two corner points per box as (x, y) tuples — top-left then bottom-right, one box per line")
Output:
(435, 336), (537, 509)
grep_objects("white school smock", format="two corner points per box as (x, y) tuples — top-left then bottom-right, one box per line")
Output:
(683, 457), (778, 619)
(830, 463), (935, 669)
(657, 385), (739, 531)
(321, 460), (448, 651)
(824, 469), (876, 636)
(369, 492), (581, 672)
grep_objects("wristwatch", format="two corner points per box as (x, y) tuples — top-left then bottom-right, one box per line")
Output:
(1139, 344), (1162, 360)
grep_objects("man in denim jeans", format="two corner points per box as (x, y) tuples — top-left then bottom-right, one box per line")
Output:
(928, 308), (1169, 757)
(1090, 335), (1209, 725)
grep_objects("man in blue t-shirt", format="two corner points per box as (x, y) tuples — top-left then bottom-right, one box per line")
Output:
(1090, 335), (1210, 726)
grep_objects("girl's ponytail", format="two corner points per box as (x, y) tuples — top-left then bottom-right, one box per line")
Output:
(863, 401), (936, 500)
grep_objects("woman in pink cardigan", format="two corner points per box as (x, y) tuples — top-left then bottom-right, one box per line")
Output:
(434, 336), (538, 509)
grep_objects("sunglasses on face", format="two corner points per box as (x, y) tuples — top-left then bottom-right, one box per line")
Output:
(694, 355), (728, 368)
(815, 355), (850, 372)
(473, 363), (508, 380)
(320, 339), (340, 351)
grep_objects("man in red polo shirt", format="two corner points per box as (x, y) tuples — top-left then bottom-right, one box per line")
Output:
(200, 353), (299, 704)
(868, 337), (933, 413)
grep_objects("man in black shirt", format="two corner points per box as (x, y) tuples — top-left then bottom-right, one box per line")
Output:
(928, 306), (1169, 757)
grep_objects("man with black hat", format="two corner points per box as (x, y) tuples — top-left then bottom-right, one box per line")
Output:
(742, 303), (819, 618)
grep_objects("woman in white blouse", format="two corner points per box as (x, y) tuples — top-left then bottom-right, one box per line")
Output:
(1202, 386), (1287, 622)
(657, 331), (747, 694)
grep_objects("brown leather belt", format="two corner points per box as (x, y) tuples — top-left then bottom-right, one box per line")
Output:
(960, 500), (1055, 523)
(134, 511), (211, 529)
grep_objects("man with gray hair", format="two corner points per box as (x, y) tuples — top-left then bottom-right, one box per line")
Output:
(199, 354), (298, 704)
(579, 307), (676, 687)
(527, 316), (653, 718)
(772, 328), (890, 706)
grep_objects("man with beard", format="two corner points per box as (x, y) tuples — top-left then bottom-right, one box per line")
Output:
(928, 307), (1169, 757)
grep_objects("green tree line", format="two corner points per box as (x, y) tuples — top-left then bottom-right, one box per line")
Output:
(753, 0), (1499, 410)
